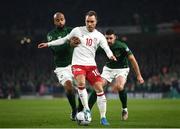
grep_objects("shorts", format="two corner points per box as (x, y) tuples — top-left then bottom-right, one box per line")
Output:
(72, 65), (103, 86)
(54, 65), (73, 86)
(101, 66), (130, 83)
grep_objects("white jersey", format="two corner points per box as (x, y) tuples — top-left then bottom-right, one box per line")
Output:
(48, 26), (113, 66)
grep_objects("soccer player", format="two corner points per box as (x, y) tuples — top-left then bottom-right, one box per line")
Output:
(46, 12), (82, 121)
(103, 29), (144, 120)
(88, 29), (144, 121)
(38, 10), (117, 125)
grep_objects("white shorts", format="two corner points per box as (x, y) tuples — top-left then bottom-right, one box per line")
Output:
(101, 66), (130, 83)
(54, 65), (73, 86)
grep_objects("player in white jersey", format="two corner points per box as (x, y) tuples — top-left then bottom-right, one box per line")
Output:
(38, 10), (116, 126)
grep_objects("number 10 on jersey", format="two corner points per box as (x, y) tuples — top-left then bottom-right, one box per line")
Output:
(86, 38), (92, 46)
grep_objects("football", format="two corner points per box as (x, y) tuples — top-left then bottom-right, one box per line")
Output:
(76, 111), (91, 126)
(69, 36), (81, 47)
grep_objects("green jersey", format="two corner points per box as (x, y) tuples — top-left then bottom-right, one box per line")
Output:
(47, 27), (73, 67)
(97, 40), (133, 69)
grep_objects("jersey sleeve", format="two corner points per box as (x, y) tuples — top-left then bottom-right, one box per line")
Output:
(99, 34), (113, 58)
(47, 27), (80, 47)
(122, 43), (133, 56)
(47, 35), (69, 46)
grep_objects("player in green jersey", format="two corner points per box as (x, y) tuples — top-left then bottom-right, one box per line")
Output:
(88, 29), (144, 120)
(47, 12), (82, 121)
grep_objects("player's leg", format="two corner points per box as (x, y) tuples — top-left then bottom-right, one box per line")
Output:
(114, 68), (129, 120)
(88, 90), (97, 110)
(75, 74), (90, 111)
(77, 97), (83, 112)
(115, 76), (128, 120)
(72, 65), (90, 113)
(54, 66), (77, 121)
(93, 81), (109, 125)
(64, 80), (77, 121)
(75, 73), (92, 123)
(118, 88), (128, 120)
(88, 78), (108, 110)
(87, 67), (109, 125)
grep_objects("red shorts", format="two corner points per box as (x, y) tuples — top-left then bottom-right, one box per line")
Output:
(72, 65), (103, 86)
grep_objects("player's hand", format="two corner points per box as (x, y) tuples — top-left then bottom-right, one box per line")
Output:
(38, 43), (48, 48)
(69, 36), (81, 47)
(110, 55), (117, 61)
(137, 75), (144, 84)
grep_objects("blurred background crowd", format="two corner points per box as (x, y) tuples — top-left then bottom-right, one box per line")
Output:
(0, 0), (180, 98)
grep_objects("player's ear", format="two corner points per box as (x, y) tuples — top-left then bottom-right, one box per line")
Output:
(114, 35), (117, 39)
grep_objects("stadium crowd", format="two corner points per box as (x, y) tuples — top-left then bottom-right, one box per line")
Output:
(0, 33), (180, 99)
(0, 0), (180, 31)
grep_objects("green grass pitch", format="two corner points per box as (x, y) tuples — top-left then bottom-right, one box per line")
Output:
(0, 98), (180, 128)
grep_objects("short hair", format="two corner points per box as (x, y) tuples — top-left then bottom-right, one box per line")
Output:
(105, 29), (116, 35)
(86, 10), (97, 20)
(54, 12), (64, 18)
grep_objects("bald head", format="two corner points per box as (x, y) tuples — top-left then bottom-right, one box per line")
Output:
(53, 12), (66, 28)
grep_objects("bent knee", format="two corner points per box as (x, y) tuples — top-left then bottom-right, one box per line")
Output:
(77, 82), (85, 88)
(117, 85), (124, 91)
(64, 80), (74, 92)
(94, 81), (104, 93)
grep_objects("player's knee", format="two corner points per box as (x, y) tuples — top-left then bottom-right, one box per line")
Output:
(93, 82), (103, 93)
(64, 80), (73, 92)
(78, 82), (85, 87)
(102, 79), (107, 87)
(117, 84), (124, 91)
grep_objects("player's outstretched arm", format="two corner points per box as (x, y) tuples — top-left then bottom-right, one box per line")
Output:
(38, 34), (70, 49)
(38, 43), (48, 48)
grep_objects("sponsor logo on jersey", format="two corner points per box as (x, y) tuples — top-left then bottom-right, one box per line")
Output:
(73, 68), (82, 72)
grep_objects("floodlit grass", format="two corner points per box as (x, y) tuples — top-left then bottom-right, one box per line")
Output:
(0, 98), (180, 128)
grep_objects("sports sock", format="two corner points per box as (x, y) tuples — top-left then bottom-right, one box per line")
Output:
(66, 91), (77, 112)
(123, 108), (128, 112)
(97, 92), (106, 118)
(88, 90), (97, 110)
(118, 89), (127, 109)
(77, 87), (90, 110)
(77, 97), (83, 112)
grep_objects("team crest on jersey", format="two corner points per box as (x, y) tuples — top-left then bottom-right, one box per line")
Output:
(48, 36), (52, 41)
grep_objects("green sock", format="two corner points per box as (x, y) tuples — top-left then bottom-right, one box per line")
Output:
(88, 90), (97, 110)
(118, 89), (127, 109)
(66, 91), (77, 112)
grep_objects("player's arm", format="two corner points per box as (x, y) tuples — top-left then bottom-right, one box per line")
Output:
(128, 54), (144, 84)
(38, 27), (78, 48)
(99, 35), (117, 61)
(38, 35), (69, 48)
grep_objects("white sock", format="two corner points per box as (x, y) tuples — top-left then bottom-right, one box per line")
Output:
(122, 108), (128, 112)
(77, 87), (90, 110)
(97, 92), (106, 118)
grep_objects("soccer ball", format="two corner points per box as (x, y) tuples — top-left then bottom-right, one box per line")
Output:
(76, 111), (91, 125)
